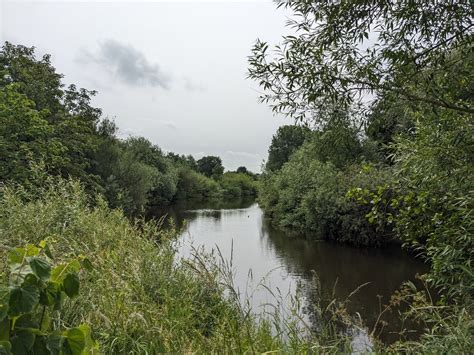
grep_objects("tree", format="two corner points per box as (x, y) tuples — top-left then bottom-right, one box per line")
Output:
(248, 1), (474, 124)
(167, 152), (199, 171)
(0, 42), (103, 189)
(266, 125), (310, 171)
(0, 84), (66, 183)
(197, 156), (224, 179)
(236, 166), (249, 174)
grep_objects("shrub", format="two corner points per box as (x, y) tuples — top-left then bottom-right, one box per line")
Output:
(259, 141), (395, 247)
(220, 172), (257, 198)
(174, 167), (222, 200)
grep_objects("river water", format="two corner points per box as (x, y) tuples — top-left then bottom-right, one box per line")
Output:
(152, 198), (429, 346)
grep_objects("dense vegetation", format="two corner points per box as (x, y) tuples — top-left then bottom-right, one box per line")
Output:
(249, 1), (473, 353)
(0, 178), (343, 353)
(0, 42), (257, 216)
(0, 0), (472, 352)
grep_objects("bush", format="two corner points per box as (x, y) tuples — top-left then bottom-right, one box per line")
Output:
(174, 167), (222, 200)
(220, 172), (257, 198)
(363, 110), (474, 301)
(259, 141), (395, 247)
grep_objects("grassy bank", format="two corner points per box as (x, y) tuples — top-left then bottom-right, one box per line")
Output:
(0, 178), (349, 353)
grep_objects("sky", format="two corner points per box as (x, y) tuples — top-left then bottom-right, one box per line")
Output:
(1, 0), (293, 172)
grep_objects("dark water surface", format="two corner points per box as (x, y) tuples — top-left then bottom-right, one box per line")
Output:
(151, 198), (429, 345)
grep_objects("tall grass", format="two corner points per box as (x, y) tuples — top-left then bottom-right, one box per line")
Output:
(0, 178), (351, 353)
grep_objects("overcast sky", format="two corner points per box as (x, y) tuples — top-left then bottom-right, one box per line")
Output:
(1, 0), (294, 172)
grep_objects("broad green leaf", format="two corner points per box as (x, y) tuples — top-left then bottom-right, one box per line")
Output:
(76, 324), (99, 353)
(51, 261), (81, 283)
(28, 257), (51, 281)
(14, 313), (39, 330)
(63, 273), (80, 298)
(24, 245), (41, 257)
(46, 331), (64, 355)
(10, 330), (35, 355)
(8, 275), (40, 316)
(32, 335), (49, 355)
(8, 264), (34, 286)
(39, 281), (61, 307)
(80, 258), (93, 272)
(0, 287), (9, 321)
(63, 328), (85, 355)
(44, 244), (54, 260)
(7, 248), (25, 266)
(0, 341), (11, 355)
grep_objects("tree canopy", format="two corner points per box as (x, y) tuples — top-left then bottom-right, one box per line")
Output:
(248, 1), (474, 124)
(197, 156), (224, 179)
(266, 125), (310, 171)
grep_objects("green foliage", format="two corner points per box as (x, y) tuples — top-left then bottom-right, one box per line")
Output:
(196, 156), (224, 179)
(220, 172), (257, 198)
(248, 1), (473, 123)
(174, 166), (222, 200)
(0, 241), (98, 354)
(260, 136), (394, 247)
(0, 42), (102, 192)
(167, 153), (198, 171)
(236, 166), (248, 175)
(0, 42), (244, 216)
(0, 178), (337, 353)
(304, 119), (367, 169)
(266, 125), (310, 171)
(365, 109), (474, 301)
(0, 84), (66, 184)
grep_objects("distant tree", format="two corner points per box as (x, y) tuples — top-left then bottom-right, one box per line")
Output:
(185, 155), (198, 171)
(197, 156), (224, 179)
(236, 166), (248, 174)
(266, 125), (310, 172)
(167, 152), (198, 171)
(306, 119), (363, 169)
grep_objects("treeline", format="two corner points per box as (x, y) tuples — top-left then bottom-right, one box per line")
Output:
(0, 42), (257, 215)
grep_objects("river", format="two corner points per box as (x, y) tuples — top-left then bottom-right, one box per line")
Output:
(151, 197), (429, 346)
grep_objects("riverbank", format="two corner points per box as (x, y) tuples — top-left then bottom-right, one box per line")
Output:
(0, 178), (352, 353)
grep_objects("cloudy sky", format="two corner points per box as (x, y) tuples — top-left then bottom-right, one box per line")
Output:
(1, 0), (294, 172)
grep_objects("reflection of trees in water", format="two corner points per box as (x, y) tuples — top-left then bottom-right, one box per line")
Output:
(260, 218), (430, 344)
(148, 197), (256, 229)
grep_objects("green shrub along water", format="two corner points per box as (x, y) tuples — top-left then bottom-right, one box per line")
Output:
(259, 123), (395, 247)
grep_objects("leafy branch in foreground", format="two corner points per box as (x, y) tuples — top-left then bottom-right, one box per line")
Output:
(0, 241), (98, 354)
(248, 1), (474, 123)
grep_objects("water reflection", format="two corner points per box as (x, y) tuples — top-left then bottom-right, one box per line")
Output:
(153, 201), (429, 345)
(261, 219), (429, 343)
(147, 196), (255, 229)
